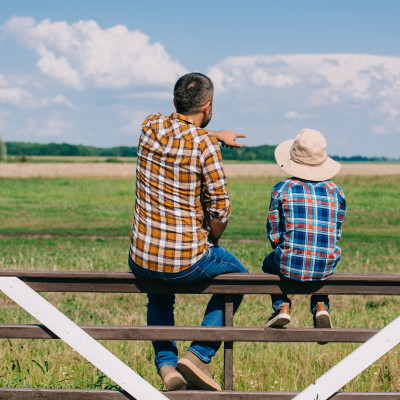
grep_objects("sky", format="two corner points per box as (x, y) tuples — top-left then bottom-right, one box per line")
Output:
(1, 0), (400, 157)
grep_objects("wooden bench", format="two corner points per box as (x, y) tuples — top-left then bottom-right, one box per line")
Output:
(1, 270), (399, 399)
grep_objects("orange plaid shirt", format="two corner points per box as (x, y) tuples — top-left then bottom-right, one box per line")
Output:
(129, 113), (231, 273)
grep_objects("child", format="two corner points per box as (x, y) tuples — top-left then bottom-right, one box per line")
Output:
(263, 128), (346, 329)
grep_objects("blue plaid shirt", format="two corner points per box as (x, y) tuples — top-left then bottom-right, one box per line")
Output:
(267, 178), (346, 281)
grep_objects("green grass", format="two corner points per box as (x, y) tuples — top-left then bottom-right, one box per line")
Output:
(0, 175), (399, 392)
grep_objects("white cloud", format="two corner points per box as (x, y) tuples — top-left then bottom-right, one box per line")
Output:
(379, 101), (400, 119)
(251, 68), (300, 88)
(41, 118), (73, 138)
(208, 54), (400, 154)
(36, 45), (81, 88)
(41, 94), (76, 109)
(124, 91), (172, 100)
(285, 111), (313, 120)
(371, 125), (388, 135)
(209, 56), (300, 93)
(14, 117), (73, 139)
(0, 85), (75, 109)
(0, 74), (8, 87)
(3, 16), (187, 89)
(0, 87), (33, 106)
(118, 108), (149, 136)
(208, 54), (400, 104)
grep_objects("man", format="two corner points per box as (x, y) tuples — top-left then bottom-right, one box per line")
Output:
(128, 72), (248, 391)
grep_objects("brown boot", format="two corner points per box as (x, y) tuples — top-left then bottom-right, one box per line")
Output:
(265, 302), (291, 328)
(177, 351), (222, 391)
(159, 365), (187, 391)
(313, 302), (332, 345)
(313, 302), (332, 329)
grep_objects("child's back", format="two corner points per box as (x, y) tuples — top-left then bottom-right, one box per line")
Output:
(268, 177), (346, 282)
(263, 128), (346, 332)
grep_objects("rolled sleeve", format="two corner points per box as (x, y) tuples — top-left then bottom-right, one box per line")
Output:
(200, 135), (231, 223)
(267, 192), (281, 248)
(336, 192), (346, 241)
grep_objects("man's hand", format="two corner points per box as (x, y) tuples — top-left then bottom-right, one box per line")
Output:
(208, 219), (228, 245)
(212, 130), (246, 148)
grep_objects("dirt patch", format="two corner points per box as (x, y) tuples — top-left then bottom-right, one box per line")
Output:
(1, 162), (400, 178)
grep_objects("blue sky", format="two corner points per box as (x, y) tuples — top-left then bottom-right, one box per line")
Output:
(1, 0), (400, 157)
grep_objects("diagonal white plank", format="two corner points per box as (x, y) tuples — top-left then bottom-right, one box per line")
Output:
(0, 277), (167, 400)
(293, 316), (400, 400)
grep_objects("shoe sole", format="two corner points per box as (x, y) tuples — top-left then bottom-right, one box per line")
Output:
(265, 313), (291, 328)
(177, 358), (222, 391)
(314, 310), (332, 345)
(315, 310), (332, 328)
(163, 371), (187, 391)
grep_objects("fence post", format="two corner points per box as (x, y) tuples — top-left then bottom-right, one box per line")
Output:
(223, 295), (234, 390)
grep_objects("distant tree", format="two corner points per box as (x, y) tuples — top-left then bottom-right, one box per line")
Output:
(0, 135), (7, 161)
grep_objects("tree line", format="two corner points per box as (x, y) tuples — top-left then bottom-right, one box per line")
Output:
(3, 141), (398, 162)
(5, 142), (137, 157)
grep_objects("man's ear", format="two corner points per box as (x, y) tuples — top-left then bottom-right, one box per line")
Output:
(173, 98), (177, 110)
(203, 101), (211, 114)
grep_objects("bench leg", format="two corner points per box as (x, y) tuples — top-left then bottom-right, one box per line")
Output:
(223, 295), (234, 390)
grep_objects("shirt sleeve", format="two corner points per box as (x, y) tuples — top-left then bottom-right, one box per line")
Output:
(267, 189), (281, 249)
(200, 134), (231, 223)
(336, 190), (346, 241)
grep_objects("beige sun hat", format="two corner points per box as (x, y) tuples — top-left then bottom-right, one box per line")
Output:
(275, 128), (341, 181)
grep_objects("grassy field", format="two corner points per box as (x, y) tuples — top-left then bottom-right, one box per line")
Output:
(0, 175), (399, 393)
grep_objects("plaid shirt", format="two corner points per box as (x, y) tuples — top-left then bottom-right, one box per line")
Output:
(129, 113), (231, 273)
(267, 178), (346, 281)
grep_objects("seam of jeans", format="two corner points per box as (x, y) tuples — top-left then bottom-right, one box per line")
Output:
(207, 256), (247, 274)
(187, 348), (210, 364)
(163, 265), (211, 281)
(157, 362), (177, 372)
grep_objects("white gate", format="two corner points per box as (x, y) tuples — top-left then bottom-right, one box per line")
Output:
(0, 277), (167, 400)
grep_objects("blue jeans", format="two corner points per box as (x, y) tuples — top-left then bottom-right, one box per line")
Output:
(262, 251), (329, 314)
(128, 245), (248, 371)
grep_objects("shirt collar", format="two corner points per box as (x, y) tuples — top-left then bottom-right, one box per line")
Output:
(170, 112), (196, 126)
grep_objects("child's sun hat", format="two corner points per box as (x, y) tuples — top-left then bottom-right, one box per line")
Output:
(275, 128), (341, 181)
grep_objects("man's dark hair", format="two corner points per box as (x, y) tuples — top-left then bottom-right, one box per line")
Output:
(174, 72), (214, 114)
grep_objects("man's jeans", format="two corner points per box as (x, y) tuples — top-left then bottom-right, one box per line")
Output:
(128, 245), (248, 371)
(262, 251), (329, 314)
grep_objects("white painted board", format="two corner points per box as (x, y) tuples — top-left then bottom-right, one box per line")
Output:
(293, 315), (400, 400)
(0, 277), (167, 400)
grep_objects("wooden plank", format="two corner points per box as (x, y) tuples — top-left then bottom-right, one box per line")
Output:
(294, 316), (400, 400)
(223, 295), (234, 390)
(0, 278), (167, 400)
(0, 324), (381, 342)
(0, 388), (399, 399)
(0, 271), (399, 295)
(11, 280), (399, 295)
(2, 271), (400, 282)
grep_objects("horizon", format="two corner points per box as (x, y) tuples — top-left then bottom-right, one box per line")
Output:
(4, 139), (399, 161)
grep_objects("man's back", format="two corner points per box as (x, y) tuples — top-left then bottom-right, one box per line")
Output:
(130, 112), (230, 273)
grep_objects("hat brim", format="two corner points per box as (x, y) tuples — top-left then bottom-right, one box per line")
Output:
(275, 139), (342, 181)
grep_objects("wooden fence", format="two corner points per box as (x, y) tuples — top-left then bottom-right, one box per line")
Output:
(1, 270), (399, 399)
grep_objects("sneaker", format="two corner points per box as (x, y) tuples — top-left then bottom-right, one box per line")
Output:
(177, 351), (222, 391)
(265, 303), (291, 328)
(313, 302), (332, 329)
(313, 302), (332, 345)
(159, 365), (187, 391)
